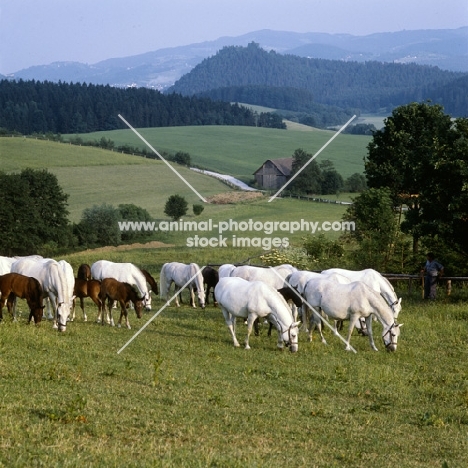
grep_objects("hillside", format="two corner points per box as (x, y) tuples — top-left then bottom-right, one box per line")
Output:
(0, 137), (352, 244)
(70, 124), (369, 183)
(168, 43), (467, 116)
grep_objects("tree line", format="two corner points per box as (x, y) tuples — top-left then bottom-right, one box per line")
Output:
(0, 79), (285, 135)
(169, 42), (468, 117)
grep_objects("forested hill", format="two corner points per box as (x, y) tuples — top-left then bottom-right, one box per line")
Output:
(168, 42), (468, 116)
(0, 79), (285, 135)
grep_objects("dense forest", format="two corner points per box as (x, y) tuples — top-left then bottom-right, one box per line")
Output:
(0, 79), (285, 134)
(168, 43), (468, 116)
(197, 85), (356, 127)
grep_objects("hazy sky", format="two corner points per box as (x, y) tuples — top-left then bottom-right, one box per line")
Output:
(1, 0), (467, 74)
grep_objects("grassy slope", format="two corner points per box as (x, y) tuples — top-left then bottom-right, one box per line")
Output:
(1, 130), (468, 467)
(0, 137), (351, 249)
(70, 125), (369, 182)
(0, 245), (467, 467)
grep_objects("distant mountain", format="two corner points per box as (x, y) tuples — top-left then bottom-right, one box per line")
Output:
(5, 28), (468, 89)
(168, 42), (467, 116)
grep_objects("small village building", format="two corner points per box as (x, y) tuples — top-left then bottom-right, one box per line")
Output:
(253, 157), (293, 190)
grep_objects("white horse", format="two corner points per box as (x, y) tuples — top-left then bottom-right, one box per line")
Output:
(218, 264), (236, 278)
(215, 277), (300, 352)
(160, 262), (205, 308)
(91, 260), (151, 311)
(286, 270), (352, 335)
(230, 264), (297, 289)
(11, 258), (73, 331)
(321, 268), (402, 318)
(304, 279), (402, 352)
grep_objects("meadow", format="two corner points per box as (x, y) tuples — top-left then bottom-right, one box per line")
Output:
(0, 245), (468, 467)
(1, 129), (467, 467)
(68, 124), (369, 182)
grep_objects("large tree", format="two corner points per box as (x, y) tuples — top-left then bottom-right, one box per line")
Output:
(365, 102), (468, 256)
(289, 148), (322, 195)
(0, 169), (70, 255)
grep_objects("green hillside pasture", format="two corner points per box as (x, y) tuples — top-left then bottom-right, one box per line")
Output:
(0, 138), (235, 222)
(1, 248), (467, 468)
(1, 139), (351, 248)
(72, 125), (369, 182)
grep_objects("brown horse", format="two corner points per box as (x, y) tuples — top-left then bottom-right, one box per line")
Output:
(140, 268), (159, 295)
(72, 278), (102, 322)
(98, 278), (143, 329)
(0, 272), (44, 324)
(77, 263), (92, 280)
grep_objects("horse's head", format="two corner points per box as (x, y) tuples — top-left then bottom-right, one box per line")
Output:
(143, 291), (151, 311)
(282, 321), (300, 353)
(133, 298), (144, 318)
(197, 288), (205, 309)
(382, 323), (403, 352)
(391, 298), (402, 318)
(56, 302), (70, 332)
(30, 303), (45, 325)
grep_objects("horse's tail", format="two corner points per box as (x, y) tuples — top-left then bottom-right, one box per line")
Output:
(159, 263), (169, 300)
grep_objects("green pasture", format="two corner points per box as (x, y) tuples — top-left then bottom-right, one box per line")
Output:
(67, 125), (369, 182)
(0, 138), (352, 250)
(1, 245), (468, 467)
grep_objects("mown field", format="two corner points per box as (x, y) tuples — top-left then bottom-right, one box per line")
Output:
(1, 245), (468, 467)
(66, 124), (369, 182)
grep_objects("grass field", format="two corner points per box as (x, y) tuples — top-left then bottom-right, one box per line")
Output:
(0, 244), (467, 467)
(66, 124), (369, 182)
(0, 137), (353, 251)
(1, 127), (468, 467)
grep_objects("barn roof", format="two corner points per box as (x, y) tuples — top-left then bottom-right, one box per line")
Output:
(253, 157), (293, 176)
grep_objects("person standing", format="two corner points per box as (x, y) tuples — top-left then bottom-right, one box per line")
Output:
(422, 252), (444, 300)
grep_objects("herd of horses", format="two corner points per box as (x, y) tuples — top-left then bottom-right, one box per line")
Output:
(0, 255), (402, 353)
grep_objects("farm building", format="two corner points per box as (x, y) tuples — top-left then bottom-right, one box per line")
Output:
(253, 157), (293, 190)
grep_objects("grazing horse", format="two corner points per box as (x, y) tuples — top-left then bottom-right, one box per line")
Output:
(202, 266), (219, 305)
(77, 263), (92, 281)
(11, 258), (73, 331)
(91, 260), (151, 311)
(0, 256), (16, 275)
(304, 280), (402, 352)
(0, 273), (44, 324)
(218, 264), (236, 278)
(215, 277), (300, 352)
(254, 285), (304, 336)
(71, 278), (102, 322)
(321, 268), (402, 318)
(230, 264), (297, 289)
(160, 262), (205, 308)
(140, 269), (159, 296)
(98, 278), (143, 329)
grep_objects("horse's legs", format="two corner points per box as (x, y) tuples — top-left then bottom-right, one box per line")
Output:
(301, 305), (309, 332)
(245, 314), (257, 350)
(365, 315), (378, 351)
(345, 315), (360, 351)
(80, 297), (88, 322)
(189, 286), (196, 308)
(106, 298), (115, 326)
(117, 300), (130, 329)
(6, 293), (17, 321)
(222, 308), (240, 347)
